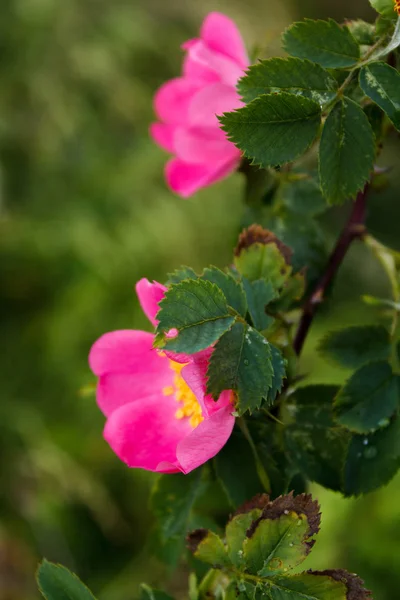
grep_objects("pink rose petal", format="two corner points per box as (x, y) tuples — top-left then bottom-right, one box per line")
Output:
(176, 405), (235, 473)
(201, 12), (249, 68)
(135, 278), (167, 327)
(104, 395), (192, 472)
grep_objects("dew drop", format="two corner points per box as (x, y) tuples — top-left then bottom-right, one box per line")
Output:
(289, 543), (294, 547)
(244, 359), (249, 366)
(363, 438), (369, 446)
(283, 509), (289, 515)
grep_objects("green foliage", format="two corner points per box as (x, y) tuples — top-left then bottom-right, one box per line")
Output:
(278, 176), (327, 216)
(214, 431), (265, 508)
(238, 58), (338, 106)
(360, 62), (400, 131)
(282, 19), (360, 68)
(219, 93), (321, 168)
(242, 278), (276, 331)
(318, 325), (391, 369)
(186, 493), (370, 600)
(285, 386), (350, 492)
(140, 585), (175, 600)
(206, 322), (273, 414)
(151, 470), (205, 566)
(343, 416), (400, 495)
(333, 361), (398, 433)
(266, 213), (327, 285)
(319, 98), (375, 204)
(37, 560), (97, 600)
(154, 278), (235, 353)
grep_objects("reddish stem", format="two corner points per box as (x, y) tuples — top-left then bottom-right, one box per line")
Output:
(293, 185), (368, 356)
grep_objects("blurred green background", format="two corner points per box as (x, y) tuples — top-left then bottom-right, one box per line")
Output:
(1, 0), (400, 598)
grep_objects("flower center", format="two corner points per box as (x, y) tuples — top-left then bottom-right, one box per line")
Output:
(162, 360), (204, 428)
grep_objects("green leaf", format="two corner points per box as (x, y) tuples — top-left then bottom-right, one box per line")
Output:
(140, 584), (175, 600)
(243, 493), (320, 576)
(319, 97), (375, 204)
(242, 278), (276, 331)
(155, 279), (235, 353)
(343, 415), (400, 495)
(369, 0), (398, 18)
(282, 19), (360, 68)
(201, 267), (247, 317)
(334, 361), (398, 433)
(234, 243), (292, 292)
(225, 501), (266, 566)
(188, 530), (230, 567)
(238, 57), (337, 105)
(279, 176), (327, 216)
(360, 62), (400, 131)
(167, 266), (198, 284)
(285, 386), (350, 492)
(151, 470), (205, 566)
(269, 572), (347, 599)
(37, 560), (97, 600)
(214, 430), (265, 509)
(220, 93), (321, 168)
(207, 322), (273, 414)
(318, 325), (391, 369)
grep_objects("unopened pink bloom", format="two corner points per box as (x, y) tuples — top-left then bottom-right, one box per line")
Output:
(150, 12), (249, 198)
(88, 278), (235, 474)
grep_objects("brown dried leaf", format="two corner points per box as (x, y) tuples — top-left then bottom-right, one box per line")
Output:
(247, 491), (321, 553)
(310, 569), (372, 600)
(235, 225), (292, 264)
(186, 528), (208, 554)
(233, 494), (270, 517)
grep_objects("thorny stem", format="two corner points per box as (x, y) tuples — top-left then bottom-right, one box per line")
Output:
(293, 185), (369, 356)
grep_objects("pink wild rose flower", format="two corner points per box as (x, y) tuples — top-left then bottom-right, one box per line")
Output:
(150, 12), (249, 197)
(89, 278), (235, 474)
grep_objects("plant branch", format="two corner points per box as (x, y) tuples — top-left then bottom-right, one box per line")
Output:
(293, 185), (369, 356)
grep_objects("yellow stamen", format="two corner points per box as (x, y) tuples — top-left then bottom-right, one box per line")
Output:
(162, 360), (204, 428)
